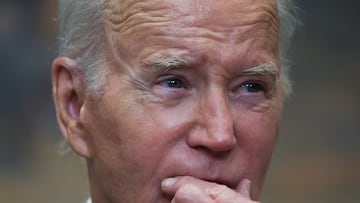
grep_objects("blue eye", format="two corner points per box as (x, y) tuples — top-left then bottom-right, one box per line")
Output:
(242, 83), (264, 93)
(165, 78), (185, 88)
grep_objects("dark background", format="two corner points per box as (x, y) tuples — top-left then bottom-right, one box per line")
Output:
(0, 1), (359, 202)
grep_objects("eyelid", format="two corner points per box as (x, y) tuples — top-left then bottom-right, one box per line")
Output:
(154, 74), (189, 88)
(241, 80), (266, 90)
(230, 74), (274, 87)
(229, 74), (278, 97)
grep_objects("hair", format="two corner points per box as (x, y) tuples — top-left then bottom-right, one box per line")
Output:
(276, 0), (299, 96)
(58, 0), (299, 96)
(58, 0), (107, 94)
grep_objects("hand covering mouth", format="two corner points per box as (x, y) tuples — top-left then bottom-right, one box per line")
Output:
(164, 174), (240, 190)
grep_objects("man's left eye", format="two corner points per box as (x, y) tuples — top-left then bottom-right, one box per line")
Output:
(242, 83), (265, 93)
(229, 81), (268, 106)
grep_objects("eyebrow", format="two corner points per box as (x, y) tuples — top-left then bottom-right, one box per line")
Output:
(242, 61), (279, 79)
(143, 56), (188, 72)
(143, 57), (279, 80)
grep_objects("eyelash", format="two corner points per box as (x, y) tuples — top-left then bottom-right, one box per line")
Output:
(156, 76), (188, 88)
(239, 80), (267, 93)
(228, 78), (273, 102)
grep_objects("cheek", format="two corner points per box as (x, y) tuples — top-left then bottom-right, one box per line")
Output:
(232, 110), (280, 194)
(87, 93), (194, 173)
(83, 97), (189, 202)
(234, 108), (281, 165)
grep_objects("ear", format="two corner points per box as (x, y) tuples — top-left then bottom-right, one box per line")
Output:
(52, 57), (93, 158)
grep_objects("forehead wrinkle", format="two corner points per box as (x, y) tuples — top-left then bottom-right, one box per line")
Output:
(106, 0), (173, 33)
(105, 0), (280, 74)
(227, 4), (279, 46)
(166, 2), (280, 49)
(106, 0), (279, 39)
(248, 3), (280, 47)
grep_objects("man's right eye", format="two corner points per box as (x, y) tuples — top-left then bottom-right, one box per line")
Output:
(158, 77), (186, 89)
(152, 76), (190, 101)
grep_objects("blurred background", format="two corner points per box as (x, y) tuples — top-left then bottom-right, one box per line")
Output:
(0, 0), (359, 203)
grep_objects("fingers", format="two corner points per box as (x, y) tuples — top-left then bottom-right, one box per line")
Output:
(170, 184), (214, 203)
(161, 176), (259, 203)
(236, 179), (251, 199)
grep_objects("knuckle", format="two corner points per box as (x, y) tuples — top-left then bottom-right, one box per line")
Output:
(210, 184), (258, 203)
(173, 184), (196, 202)
(208, 184), (228, 199)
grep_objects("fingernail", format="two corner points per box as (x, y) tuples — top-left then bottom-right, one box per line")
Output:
(161, 177), (177, 188)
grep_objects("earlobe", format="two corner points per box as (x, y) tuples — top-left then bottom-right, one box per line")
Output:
(52, 57), (93, 158)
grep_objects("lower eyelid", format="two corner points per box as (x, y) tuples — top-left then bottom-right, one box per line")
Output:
(152, 87), (192, 102)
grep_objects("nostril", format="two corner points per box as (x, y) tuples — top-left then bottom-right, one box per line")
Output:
(206, 122), (237, 152)
(187, 128), (237, 153)
(191, 146), (233, 159)
(210, 134), (237, 152)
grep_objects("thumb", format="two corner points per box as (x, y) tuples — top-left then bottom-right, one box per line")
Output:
(236, 178), (251, 199)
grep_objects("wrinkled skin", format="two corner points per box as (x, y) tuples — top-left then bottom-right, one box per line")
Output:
(52, 0), (283, 202)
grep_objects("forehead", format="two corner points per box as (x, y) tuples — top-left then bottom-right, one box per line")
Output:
(105, 0), (279, 66)
(107, 0), (278, 13)
(106, 0), (279, 30)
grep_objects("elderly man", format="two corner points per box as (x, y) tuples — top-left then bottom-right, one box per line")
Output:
(52, 0), (297, 202)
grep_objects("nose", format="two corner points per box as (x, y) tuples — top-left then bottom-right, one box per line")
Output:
(187, 88), (236, 152)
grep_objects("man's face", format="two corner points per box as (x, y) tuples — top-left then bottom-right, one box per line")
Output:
(83, 0), (282, 202)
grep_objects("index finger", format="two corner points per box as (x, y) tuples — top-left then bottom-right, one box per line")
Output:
(161, 176), (258, 203)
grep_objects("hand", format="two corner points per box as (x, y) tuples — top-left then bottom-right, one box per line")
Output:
(161, 176), (260, 203)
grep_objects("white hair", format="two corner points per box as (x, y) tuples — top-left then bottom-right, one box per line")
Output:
(277, 0), (299, 96)
(58, 0), (107, 94)
(58, 0), (299, 96)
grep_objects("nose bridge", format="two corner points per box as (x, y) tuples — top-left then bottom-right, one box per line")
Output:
(193, 87), (236, 151)
(204, 88), (233, 137)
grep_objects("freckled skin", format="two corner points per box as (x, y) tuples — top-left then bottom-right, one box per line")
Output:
(81, 0), (282, 202)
